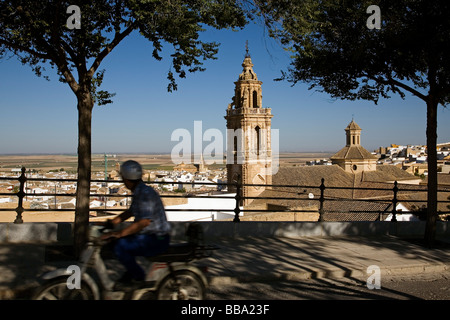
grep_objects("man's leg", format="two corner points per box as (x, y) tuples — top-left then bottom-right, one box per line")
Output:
(141, 234), (170, 257)
(114, 234), (170, 281)
(114, 235), (147, 281)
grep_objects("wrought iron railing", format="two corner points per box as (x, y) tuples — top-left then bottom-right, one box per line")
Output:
(0, 167), (449, 223)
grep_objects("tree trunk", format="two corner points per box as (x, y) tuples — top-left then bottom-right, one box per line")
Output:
(424, 98), (438, 247)
(73, 92), (94, 257)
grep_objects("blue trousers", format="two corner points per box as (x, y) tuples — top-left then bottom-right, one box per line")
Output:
(114, 233), (170, 281)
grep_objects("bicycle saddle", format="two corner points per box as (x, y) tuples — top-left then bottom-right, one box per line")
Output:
(146, 243), (195, 262)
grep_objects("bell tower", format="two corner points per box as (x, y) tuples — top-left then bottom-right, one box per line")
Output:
(345, 119), (362, 146)
(225, 44), (273, 206)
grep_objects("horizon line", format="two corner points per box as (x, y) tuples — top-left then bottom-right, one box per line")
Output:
(0, 150), (340, 156)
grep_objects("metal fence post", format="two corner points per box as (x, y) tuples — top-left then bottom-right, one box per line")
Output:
(318, 178), (325, 222)
(391, 181), (398, 222)
(233, 182), (241, 222)
(14, 167), (27, 224)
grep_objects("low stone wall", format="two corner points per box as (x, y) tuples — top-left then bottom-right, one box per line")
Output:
(1, 221), (450, 243)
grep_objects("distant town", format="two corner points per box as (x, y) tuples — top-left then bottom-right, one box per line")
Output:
(307, 143), (450, 177)
(0, 142), (449, 220)
(1, 52), (449, 223)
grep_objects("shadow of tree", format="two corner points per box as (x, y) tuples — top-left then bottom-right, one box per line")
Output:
(207, 277), (422, 300)
(0, 243), (48, 299)
(203, 234), (450, 300)
(2, 223), (450, 300)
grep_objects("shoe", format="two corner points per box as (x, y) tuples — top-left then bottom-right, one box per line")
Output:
(114, 273), (144, 291)
(114, 279), (143, 291)
(117, 271), (133, 283)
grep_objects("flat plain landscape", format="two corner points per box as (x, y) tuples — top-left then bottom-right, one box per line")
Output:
(0, 152), (334, 223)
(0, 152), (335, 173)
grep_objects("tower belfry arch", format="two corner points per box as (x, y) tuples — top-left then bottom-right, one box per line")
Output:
(225, 44), (273, 206)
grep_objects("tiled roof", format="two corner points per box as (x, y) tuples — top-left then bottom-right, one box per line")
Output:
(322, 212), (381, 221)
(422, 173), (450, 186)
(246, 165), (442, 221)
(271, 165), (354, 198)
(330, 145), (378, 160)
(346, 120), (361, 130)
(322, 199), (390, 221)
(359, 165), (419, 182)
(272, 165), (353, 187)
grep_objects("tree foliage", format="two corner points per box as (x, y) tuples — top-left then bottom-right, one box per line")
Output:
(254, 0), (450, 246)
(0, 0), (248, 253)
(255, 0), (450, 106)
(0, 0), (248, 94)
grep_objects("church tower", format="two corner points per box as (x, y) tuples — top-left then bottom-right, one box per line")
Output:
(225, 45), (273, 206)
(330, 120), (378, 173)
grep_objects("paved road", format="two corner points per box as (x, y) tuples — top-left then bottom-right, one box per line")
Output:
(207, 270), (450, 300)
(3, 235), (450, 301)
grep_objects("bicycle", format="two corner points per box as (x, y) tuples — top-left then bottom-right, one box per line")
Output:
(32, 223), (217, 300)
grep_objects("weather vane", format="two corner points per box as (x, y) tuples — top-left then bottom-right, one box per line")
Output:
(245, 40), (250, 57)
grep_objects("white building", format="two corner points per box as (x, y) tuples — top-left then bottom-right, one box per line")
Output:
(384, 203), (421, 221)
(165, 193), (241, 221)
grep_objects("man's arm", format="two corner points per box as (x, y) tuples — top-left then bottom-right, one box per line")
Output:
(102, 218), (151, 240)
(116, 219), (151, 238)
(112, 208), (133, 225)
(98, 209), (133, 234)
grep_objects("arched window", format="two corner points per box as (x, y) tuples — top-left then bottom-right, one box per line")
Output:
(255, 126), (260, 156)
(253, 91), (258, 108)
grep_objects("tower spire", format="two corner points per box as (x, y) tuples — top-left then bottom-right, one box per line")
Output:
(245, 40), (250, 57)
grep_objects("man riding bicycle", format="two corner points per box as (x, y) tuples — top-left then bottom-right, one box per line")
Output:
(101, 160), (171, 287)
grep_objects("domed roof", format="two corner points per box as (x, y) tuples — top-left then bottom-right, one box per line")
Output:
(239, 55), (258, 81)
(346, 120), (362, 131)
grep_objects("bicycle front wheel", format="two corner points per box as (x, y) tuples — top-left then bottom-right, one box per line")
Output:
(32, 277), (95, 300)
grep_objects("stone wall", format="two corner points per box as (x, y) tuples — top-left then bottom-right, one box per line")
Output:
(2, 221), (450, 243)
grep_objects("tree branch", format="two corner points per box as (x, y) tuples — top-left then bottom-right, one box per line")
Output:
(387, 76), (428, 102)
(59, 39), (79, 67)
(0, 38), (50, 60)
(55, 54), (80, 94)
(365, 73), (428, 102)
(87, 22), (137, 78)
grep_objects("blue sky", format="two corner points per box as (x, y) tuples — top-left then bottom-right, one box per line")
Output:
(1, 21), (449, 155)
